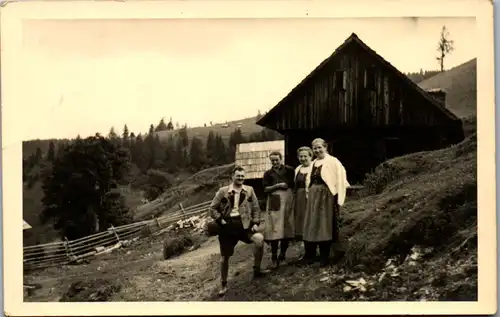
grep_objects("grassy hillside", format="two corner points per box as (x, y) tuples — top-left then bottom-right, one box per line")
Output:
(418, 58), (477, 119)
(155, 116), (263, 142)
(133, 164), (235, 220)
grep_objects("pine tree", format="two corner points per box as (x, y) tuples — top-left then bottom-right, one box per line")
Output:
(122, 125), (130, 148)
(108, 127), (118, 139)
(129, 132), (136, 151)
(174, 137), (185, 168)
(189, 137), (205, 171)
(214, 134), (228, 165)
(47, 141), (56, 162)
(33, 147), (43, 165)
(40, 135), (132, 239)
(178, 126), (189, 148)
(133, 134), (147, 172)
(164, 135), (176, 172)
(167, 117), (174, 130)
(155, 118), (168, 132)
(228, 128), (246, 161)
(152, 134), (165, 169)
(206, 131), (217, 165)
(143, 124), (156, 170)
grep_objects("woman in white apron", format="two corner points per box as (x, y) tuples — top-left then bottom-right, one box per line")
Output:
(302, 138), (349, 267)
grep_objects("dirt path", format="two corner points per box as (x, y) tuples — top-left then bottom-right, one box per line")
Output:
(115, 236), (225, 301)
(25, 236), (306, 302)
(115, 236), (291, 301)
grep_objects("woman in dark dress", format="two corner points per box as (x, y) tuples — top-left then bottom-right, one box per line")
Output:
(262, 151), (296, 269)
(302, 138), (349, 267)
(293, 146), (313, 242)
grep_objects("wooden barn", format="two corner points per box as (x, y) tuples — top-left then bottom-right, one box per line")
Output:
(235, 140), (285, 206)
(257, 33), (465, 184)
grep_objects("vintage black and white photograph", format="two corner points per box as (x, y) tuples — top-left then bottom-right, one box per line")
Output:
(2, 0), (496, 315)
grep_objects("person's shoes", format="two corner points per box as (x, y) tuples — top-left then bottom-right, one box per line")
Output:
(270, 255), (279, 270)
(253, 267), (270, 279)
(218, 285), (228, 297)
(331, 250), (346, 264)
(271, 259), (280, 270)
(295, 255), (315, 266)
(319, 258), (330, 268)
(278, 253), (286, 265)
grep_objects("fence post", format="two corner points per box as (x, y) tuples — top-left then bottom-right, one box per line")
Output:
(110, 225), (121, 243)
(153, 216), (161, 228)
(63, 237), (74, 260)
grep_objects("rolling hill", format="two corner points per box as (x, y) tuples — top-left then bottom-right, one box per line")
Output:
(155, 116), (265, 142)
(418, 58), (477, 119)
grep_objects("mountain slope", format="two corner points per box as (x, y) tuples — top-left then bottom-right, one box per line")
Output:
(418, 58), (477, 119)
(155, 116), (264, 142)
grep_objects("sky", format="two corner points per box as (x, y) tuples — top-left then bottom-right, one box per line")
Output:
(18, 17), (477, 140)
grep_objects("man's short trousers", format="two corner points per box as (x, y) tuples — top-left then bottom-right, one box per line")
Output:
(218, 216), (255, 257)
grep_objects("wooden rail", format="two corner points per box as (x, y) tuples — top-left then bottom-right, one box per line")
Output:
(23, 201), (212, 270)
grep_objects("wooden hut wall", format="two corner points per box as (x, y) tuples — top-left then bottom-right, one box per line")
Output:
(285, 131), (396, 184)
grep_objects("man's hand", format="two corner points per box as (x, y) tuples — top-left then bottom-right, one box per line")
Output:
(251, 224), (260, 232)
(220, 219), (227, 225)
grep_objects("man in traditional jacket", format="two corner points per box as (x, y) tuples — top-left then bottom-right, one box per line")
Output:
(209, 166), (269, 296)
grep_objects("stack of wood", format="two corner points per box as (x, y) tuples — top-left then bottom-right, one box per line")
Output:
(174, 214), (210, 232)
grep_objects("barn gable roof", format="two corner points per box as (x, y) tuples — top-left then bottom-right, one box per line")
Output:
(257, 33), (460, 128)
(235, 140), (285, 179)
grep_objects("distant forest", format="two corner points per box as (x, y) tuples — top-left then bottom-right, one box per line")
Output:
(23, 116), (282, 195)
(405, 69), (441, 84)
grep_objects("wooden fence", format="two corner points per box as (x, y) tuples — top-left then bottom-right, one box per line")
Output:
(23, 200), (212, 271)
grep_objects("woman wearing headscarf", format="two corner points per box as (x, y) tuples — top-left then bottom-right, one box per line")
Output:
(302, 138), (350, 267)
(293, 146), (313, 242)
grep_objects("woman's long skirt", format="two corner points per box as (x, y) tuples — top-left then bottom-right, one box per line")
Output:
(263, 188), (295, 241)
(302, 184), (339, 242)
(293, 188), (307, 239)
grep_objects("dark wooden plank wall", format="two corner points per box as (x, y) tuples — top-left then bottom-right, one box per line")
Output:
(267, 45), (453, 132)
(283, 126), (451, 184)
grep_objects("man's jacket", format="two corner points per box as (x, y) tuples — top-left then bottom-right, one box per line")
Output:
(209, 184), (262, 230)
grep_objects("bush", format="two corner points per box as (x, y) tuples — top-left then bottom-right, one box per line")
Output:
(162, 234), (194, 259)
